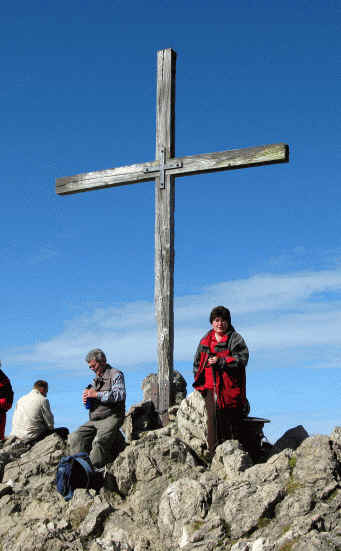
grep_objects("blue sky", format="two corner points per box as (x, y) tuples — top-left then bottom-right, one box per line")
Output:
(1, 1), (340, 443)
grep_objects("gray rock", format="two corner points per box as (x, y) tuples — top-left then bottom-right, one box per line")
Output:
(177, 391), (209, 460)
(0, 414), (340, 551)
(110, 429), (201, 542)
(122, 400), (161, 442)
(142, 369), (187, 406)
(91, 516), (156, 551)
(3, 432), (66, 487)
(294, 434), (340, 497)
(112, 430), (198, 496)
(275, 486), (315, 523)
(68, 488), (94, 529)
(210, 439), (253, 479)
(92, 527), (134, 550)
(98, 509), (160, 551)
(211, 449), (292, 538)
(271, 425), (309, 455)
(168, 404), (179, 422)
(231, 539), (275, 551)
(330, 426), (341, 464)
(330, 425), (341, 445)
(158, 477), (211, 546)
(79, 495), (112, 537)
(179, 513), (228, 550)
(171, 369), (188, 405)
(123, 369), (187, 444)
(224, 480), (284, 539)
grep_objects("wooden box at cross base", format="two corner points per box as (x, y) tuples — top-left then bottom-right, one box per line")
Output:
(238, 416), (271, 462)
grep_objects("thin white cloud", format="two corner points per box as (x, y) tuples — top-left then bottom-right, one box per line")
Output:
(7, 266), (341, 371)
(29, 245), (59, 264)
(176, 268), (341, 320)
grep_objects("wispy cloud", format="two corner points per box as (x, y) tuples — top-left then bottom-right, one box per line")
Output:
(8, 265), (341, 371)
(28, 245), (59, 264)
(268, 246), (341, 272)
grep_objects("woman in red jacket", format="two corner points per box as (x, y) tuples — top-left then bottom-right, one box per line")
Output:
(0, 361), (14, 441)
(193, 306), (249, 455)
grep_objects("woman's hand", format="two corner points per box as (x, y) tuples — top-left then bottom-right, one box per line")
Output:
(207, 355), (218, 365)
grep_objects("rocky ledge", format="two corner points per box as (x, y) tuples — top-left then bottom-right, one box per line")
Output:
(0, 393), (340, 551)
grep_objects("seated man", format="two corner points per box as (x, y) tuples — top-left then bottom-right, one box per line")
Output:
(69, 348), (126, 470)
(0, 381), (68, 482)
(11, 380), (54, 442)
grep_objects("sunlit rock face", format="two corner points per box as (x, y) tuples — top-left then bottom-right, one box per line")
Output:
(0, 412), (340, 551)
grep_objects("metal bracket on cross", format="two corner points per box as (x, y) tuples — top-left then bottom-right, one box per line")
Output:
(144, 147), (182, 189)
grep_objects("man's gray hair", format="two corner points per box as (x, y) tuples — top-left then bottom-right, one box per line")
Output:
(85, 348), (107, 364)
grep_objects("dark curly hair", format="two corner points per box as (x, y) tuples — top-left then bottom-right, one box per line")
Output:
(209, 306), (231, 325)
(33, 380), (48, 391)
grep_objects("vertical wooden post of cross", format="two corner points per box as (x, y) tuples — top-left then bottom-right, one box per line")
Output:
(55, 47), (289, 426)
(154, 49), (176, 425)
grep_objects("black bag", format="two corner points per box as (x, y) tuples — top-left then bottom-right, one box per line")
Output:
(56, 452), (98, 501)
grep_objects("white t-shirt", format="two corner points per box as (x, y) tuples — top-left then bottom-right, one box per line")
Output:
(11, 388), (54, 440)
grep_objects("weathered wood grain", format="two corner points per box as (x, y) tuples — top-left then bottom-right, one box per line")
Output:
(56, 143), (288, 195)
(155, 48), (176, 424)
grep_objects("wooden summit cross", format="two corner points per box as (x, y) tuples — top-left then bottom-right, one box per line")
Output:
(56, 48), (289, 424)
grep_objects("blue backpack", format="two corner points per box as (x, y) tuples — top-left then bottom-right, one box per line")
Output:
(56, 452), (97, 501)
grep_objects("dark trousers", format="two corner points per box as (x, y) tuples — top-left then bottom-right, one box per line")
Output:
(204, 390), (243, 454)
(0, 412), (6, 441)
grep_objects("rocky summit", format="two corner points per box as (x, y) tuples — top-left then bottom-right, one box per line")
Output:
(0, 393), (340, 551)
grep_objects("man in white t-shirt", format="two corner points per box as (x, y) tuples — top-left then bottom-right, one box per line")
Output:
(11, 380), (54, 441)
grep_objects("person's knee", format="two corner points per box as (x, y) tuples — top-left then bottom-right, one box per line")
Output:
(95, 417), (121, 445)
(69, 429), (83, 450)
(93, 431), (116, 448)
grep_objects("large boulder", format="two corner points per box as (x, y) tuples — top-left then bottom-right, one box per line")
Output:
(122, 400), (161, 442)
(179, 514), (228, 551)
(292, 434), (341, 498)
(210, 439), (253, 479)
(142, 370), (187, 406)
(176, 391), (209, 460)
(122, 369), (187, 443)
(110, 428), (201, 538)
(210, 448), (293, 538)
(270, 425), (309, 456)
(0, 433), (70, 551)
(3, 432), (66, 492)
(111, 429), (199, 496)
(214, 431), (341, 548)
(158, 477), (212, 547)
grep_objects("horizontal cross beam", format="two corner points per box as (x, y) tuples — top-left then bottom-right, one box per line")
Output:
(56, 143), (289, 196)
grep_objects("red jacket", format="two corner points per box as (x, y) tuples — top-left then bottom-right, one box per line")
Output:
(193, 328), (248, 410)
(0, 369), (13, 440)
(0, 369), (13, 412)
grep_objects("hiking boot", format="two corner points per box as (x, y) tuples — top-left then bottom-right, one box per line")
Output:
(92, 466), (106, 492)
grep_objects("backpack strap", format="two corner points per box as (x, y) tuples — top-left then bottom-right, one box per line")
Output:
(73, 456), (93, 489)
